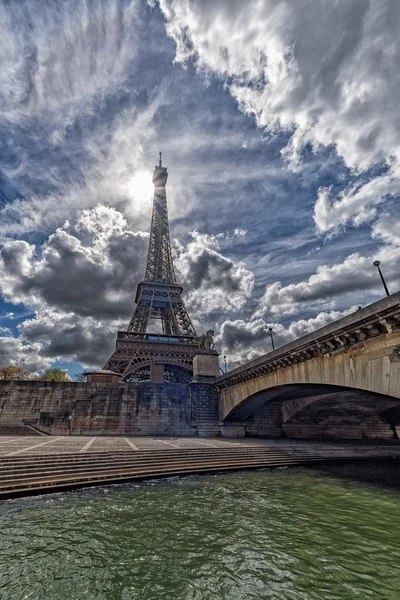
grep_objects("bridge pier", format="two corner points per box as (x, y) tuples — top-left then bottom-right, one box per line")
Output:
(221, 424), (245, 437)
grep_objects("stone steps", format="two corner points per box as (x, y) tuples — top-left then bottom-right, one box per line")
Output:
(0, 449), (308, 475)
(0, 446), (281, 461)
(0, 452), (300, 480)
(0, 457), (326, 497)
(1, 444), (400, 499)
(0, 456), (307, 485)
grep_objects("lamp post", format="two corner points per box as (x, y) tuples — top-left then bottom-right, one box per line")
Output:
(223, 355), (227, 373)
(373, 260), (390, 297)
(268, 327), (275, 352)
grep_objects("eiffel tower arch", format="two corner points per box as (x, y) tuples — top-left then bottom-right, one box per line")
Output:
(104, 155), (218, 383)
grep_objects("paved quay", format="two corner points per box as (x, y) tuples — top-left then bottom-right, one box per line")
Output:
(1, 435), (400, 500)
(0, 435), (266, 456)
(1, 435), (400, 456)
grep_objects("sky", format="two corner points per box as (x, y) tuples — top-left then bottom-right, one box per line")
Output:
(0, 0), (399, 376)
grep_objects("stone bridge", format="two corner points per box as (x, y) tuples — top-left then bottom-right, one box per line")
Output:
(216, 293), (400, 440)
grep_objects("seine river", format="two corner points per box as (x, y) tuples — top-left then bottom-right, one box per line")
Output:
(1, 466), (400, 599)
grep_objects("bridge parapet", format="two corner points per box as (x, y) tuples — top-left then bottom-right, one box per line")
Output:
(217, 292), (400, 390)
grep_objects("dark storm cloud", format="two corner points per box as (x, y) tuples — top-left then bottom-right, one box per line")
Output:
(0, 207), (148, 321)
(181, 245), (245, 294)
(19, 312), (116, 366)
(0, 208), (256, 366)
(218, 319), (270, 351)
(186, 250), (241, 291)
(174, 232), (254, 316)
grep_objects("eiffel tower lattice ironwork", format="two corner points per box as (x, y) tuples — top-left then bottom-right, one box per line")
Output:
(103, 155), (214, 383)
(126, 153), (197, 338)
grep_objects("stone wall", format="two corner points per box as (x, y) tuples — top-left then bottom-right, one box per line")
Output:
(243, 400), (284, 438)
(238, 391), (398, 441)
(2, 378), (396, 441)
(0, 380), (221, 437)
(282, 393), (397, 440)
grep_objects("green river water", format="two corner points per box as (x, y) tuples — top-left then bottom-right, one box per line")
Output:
(1, 466), (400, 600)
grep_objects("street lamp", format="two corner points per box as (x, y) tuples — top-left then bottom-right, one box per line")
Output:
(373, 260), (390, 297)
(223, 355), (227, 373)
(268, 327), (275, 351)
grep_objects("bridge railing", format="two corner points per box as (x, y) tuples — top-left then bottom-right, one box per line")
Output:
(217, 292), (400, 388)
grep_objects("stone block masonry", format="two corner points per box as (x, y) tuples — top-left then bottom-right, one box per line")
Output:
(0, 380), (221, 437)
(244, 400), (284, 438)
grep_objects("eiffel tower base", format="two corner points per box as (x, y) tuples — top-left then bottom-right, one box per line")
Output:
(149, 352), (220, 384)
(104, 332), (219, 384)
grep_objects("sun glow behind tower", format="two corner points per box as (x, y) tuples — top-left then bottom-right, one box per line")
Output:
(129, 170), (154, 207)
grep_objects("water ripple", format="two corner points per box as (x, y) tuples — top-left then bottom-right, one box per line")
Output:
(1, 468), (400, 599)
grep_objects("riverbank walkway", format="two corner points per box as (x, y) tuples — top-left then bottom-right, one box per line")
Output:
(1, 435), (400, 499)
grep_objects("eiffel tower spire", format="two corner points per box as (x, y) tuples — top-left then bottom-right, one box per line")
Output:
(143, 155), (176, 284)
(126, 157), (196, 338)
(103, 156), (205, 383)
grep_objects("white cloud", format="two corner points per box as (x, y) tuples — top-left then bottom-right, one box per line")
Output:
(216, 308), (354, 367)
(0, 335), (52, 373)
(0, 98), (161, 239)
(257, 246), (400, 316)
(0, 0), (178, 241)
(314, 164), (400, 233)
(372, 213), (400, 247)
(160, 0), (400, 233)
(0, 1), (140, 131)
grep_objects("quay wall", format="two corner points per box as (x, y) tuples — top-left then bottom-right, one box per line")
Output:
(1, 378), (398, 441)
(0, 380), (220, 437)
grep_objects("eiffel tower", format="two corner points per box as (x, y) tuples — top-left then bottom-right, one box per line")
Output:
(104, 155), (217, 383)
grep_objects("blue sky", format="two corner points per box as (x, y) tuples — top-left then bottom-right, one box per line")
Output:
(0, 0), (399, 375)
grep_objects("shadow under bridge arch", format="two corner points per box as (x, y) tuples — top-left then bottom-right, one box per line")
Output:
(223, 383), (400, 440)
(223, 384), (347, 423)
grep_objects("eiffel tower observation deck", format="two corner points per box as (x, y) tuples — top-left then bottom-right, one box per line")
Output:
(104, 155), (219, 384)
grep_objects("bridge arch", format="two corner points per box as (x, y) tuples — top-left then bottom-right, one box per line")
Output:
(218, 294), (400, 440)
(223, 383), (400, 440)
(224, 383), (348, 422)
(219, 334), (400, 421)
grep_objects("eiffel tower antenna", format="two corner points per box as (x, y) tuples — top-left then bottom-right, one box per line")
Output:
(103, 156), (208, 383)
